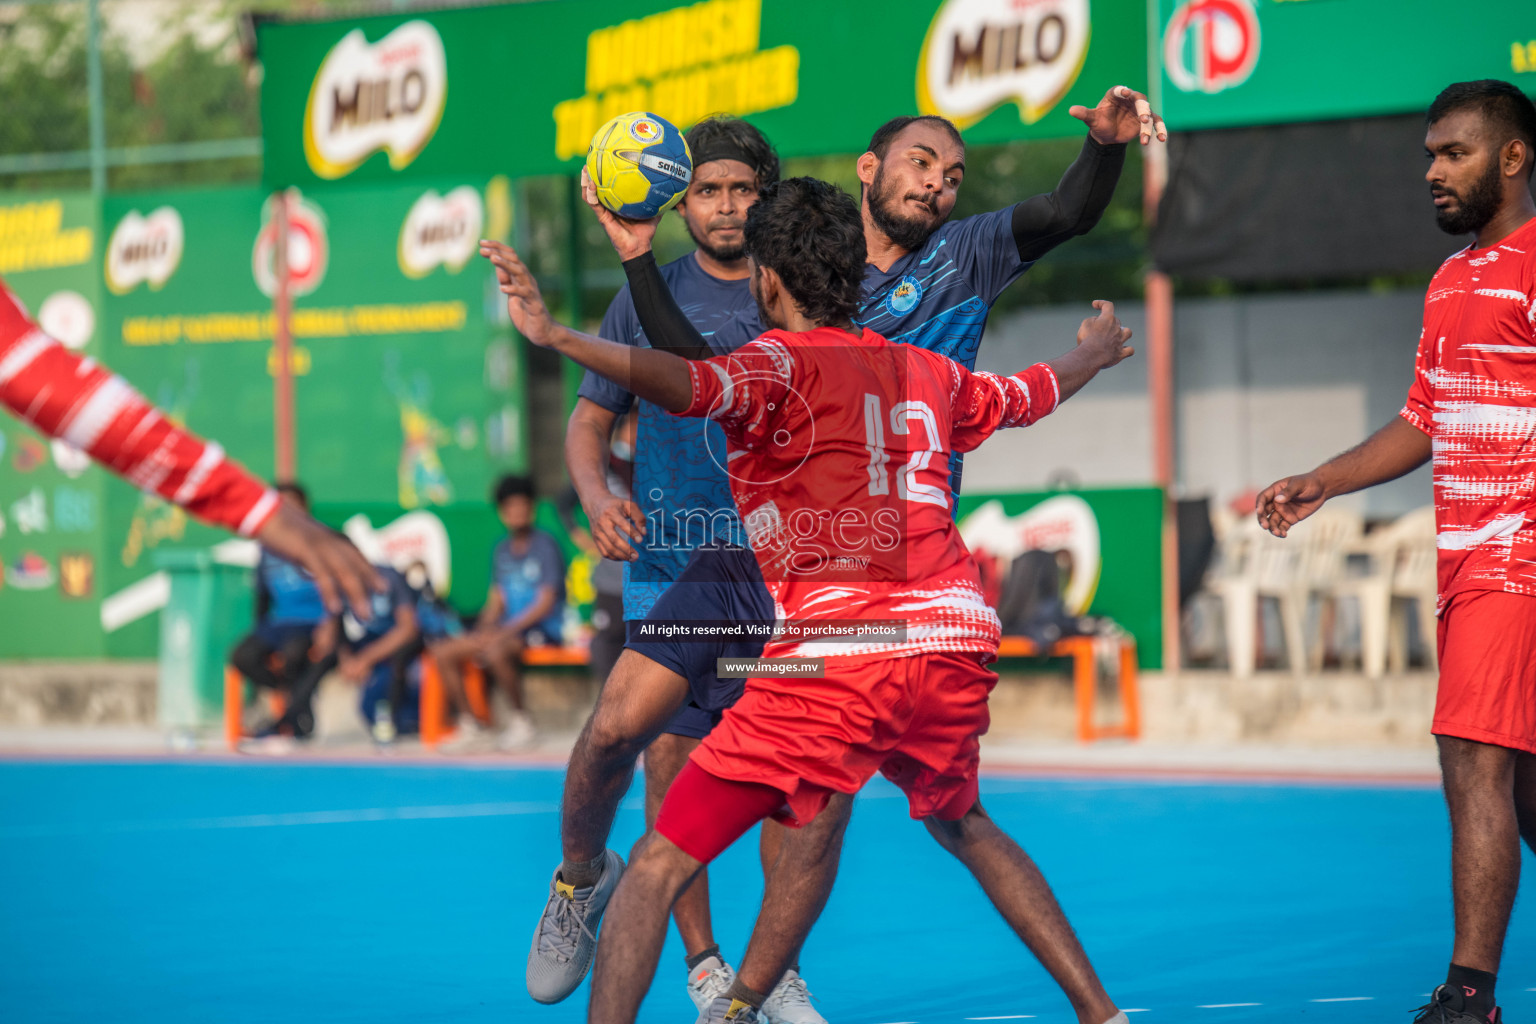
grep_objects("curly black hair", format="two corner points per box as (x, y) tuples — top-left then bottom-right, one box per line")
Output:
(492, 474), (535, 505)
(743, 177), (867, 327)
(1428, 80), (1536, 179)
(685, 115), (781, 187)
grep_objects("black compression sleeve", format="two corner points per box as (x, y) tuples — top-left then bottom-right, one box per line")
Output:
(621, 251), (714, 360)
(1010, 136), (1127, 263)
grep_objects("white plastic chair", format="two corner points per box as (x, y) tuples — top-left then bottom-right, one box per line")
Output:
(1387, 507), (1439, 673)
(1206, 508), (1361, 678)
(1323, 506), (1438, 678)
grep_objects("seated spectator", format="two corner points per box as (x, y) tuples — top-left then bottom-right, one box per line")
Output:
(229, 482), (336, 740)
(342, 565), (424, 743)
(431, 474), (566, 751)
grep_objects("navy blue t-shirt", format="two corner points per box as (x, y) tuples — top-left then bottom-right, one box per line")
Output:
(692, 207), (1029, 494)
(578, 254), (756, 618)
(256, 549), (326, 629)
(342, 567), (416, 648)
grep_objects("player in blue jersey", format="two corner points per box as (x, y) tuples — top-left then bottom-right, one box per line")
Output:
(553, 115), (804, 1016)
(230, 482), (338, 740)
(495, 85), (1165, 1021)
(432, 474), (566, 752)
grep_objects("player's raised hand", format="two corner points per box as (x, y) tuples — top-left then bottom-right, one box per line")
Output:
(1255, 474), (1328, 538)
(479, 239), (560, 347)
(1070, 85), (1168, 146)
(255, 499), (383, 619)
(580, 167), (660, 263)
(1077, 300), (1135, 367)
(585, 492), (645, 562)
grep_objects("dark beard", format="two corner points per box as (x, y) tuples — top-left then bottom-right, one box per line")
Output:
(867, 165), (941, 251)
(1434, 155), (1504, 236)
(686, 220), (746, 263)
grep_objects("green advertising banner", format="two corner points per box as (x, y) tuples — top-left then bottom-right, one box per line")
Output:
(0, 180), (528, 659)
(0, 193), (111, 658)
(955, 487), (1163, 669)
(1157, 0), (1536, 130)
(259, 0), (1149, 188)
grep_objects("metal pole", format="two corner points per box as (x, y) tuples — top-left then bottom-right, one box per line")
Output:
(1145, 0), (1180, 672)
(86, 0), (106, 192)
(561, 174), (585, 415)
(272, 192), (297, 483)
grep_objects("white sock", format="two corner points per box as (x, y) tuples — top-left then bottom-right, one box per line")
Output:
(1102, 1014), (1130, 1024)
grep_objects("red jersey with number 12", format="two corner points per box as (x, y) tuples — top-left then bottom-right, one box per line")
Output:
(681, 325), (1060, 664)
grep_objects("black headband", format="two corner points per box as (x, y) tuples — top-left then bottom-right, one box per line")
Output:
(690, 139), (762, 174)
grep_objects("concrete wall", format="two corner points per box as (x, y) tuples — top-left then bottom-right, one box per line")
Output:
(968, 288), (1434, 518)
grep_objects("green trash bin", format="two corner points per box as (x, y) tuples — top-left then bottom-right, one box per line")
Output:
(154, 549), (253, 731)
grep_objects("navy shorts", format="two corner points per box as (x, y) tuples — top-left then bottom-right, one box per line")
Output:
(625, 546), (774, 739)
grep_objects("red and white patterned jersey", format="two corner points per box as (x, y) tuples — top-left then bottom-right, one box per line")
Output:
(1400, 216), (1536, 608)
(682, 325), (1060, 663)
(0, 278), (279, 537)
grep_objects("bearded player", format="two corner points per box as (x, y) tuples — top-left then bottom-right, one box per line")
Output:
(0, 278), (378, 615)
(484, 175), (1136, 1024)
(560, 114), (801, 1015)
(1257, 80), (1536, 1024)
(490, 84), (1165, 1016)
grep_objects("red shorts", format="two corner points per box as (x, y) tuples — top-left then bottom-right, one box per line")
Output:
(690, 650), (996, 828)
(1435, 589), (1536, 754)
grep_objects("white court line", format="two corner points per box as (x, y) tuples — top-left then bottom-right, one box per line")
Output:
(0, 800), (557, 840)
(1198, 1004), (1261, 1008)
(966, 1017), (1036, 1020)
(1310, 997), (1373, 1003)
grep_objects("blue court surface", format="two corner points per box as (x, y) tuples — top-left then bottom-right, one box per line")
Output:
(2, 759), (1533, 1024)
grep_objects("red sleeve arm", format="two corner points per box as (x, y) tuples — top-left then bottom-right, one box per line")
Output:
(0, 279), (279, 536)
(680, 335), (793, 446)
(1399, 328), (1435, 436)
(948, 361), (1061, 453)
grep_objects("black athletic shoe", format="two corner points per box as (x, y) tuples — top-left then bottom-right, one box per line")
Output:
(1412, 985), (1500, 1024)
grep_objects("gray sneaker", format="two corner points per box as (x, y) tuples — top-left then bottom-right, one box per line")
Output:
(761, 969), (826, 1024)
(696, 996), (763, 1024)
(525, 849), (625, 1004)
(686, 954), (736, 1012)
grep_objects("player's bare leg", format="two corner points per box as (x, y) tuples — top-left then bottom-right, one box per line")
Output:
(527, 650), (690, 1004)
(560, 649), (689, 878)
(428, 634), (482, 722)
(587, 830), (705, 1022)
(643, 731), (717, 955)
(733, 793), (853, 994)
(1514, 751), (1536, 856)
(1438, 735), (1522, 972)
(482, 626), (528, 712)
(925, 800), (1118, 1024)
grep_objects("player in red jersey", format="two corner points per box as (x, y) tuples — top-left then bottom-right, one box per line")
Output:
(1257, 81), (1536, 1024)
(482, 176), (1134, 1024)
(0, 277), (379, 615)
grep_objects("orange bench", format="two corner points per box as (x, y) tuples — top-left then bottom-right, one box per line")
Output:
(418, 644), (592, 749)
(223, 666), (288, 749)
(995, 635), (1140, 743)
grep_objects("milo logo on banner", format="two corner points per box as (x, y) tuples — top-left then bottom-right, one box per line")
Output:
(302, 20), (448, 179)
(104, 207), (184, 294)
(398, 186), (484, 278)
(917, 0), (1090, 128)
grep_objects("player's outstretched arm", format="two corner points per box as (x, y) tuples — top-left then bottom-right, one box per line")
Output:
(1255, 418), (1431, 538)
(0, 278), (381, 616)
(1046, 300), (1135, 401)
(1008, 87), (1167, 262)
(480, 240), (693, 412)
